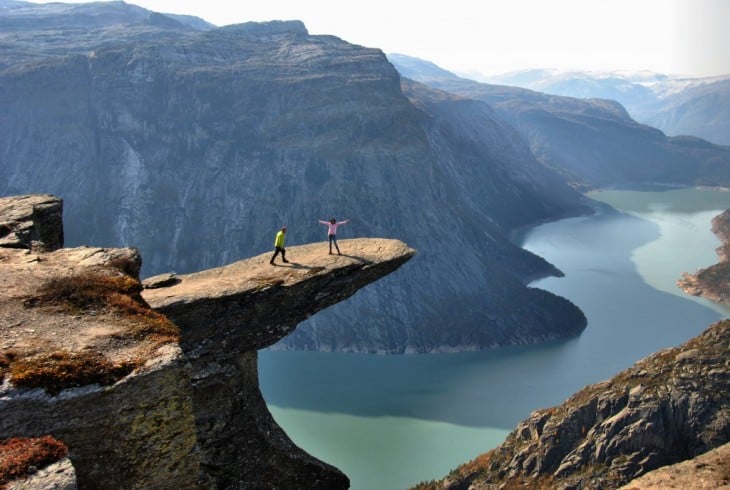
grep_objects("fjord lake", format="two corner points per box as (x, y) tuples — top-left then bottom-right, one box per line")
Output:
(259, 187), (729, 489)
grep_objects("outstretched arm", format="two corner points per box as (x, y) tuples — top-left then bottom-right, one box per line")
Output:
(338, 219), (350, 225)
(318, 219), (328, 225)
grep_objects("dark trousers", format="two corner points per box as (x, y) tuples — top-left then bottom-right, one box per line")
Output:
(329, 234), (340, 254)
(270, 246), (287, 263)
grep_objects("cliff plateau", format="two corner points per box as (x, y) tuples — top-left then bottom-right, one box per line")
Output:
(0, 1), (589, 353)
(0, 194), (415, 488)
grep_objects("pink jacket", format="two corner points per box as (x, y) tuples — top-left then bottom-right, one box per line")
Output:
(319, 219), (349, 235)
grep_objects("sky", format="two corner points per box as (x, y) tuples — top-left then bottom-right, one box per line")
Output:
(26, 0), (730, 78)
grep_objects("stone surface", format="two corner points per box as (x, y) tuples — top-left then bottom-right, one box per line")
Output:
(0, 237), (200, 488)
(0, 195), (63, 251)
(617, 442), (730, 490)
(419, 319), (730, 490)
(142, 238), (415, 487)
(1, 194), (415, 489)
(6, 458), (77, 490)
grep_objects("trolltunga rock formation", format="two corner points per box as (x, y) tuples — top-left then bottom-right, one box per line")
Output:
(0, 194), (415, 489)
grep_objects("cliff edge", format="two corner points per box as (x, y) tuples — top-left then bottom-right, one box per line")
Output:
(0, 194), (415, 489)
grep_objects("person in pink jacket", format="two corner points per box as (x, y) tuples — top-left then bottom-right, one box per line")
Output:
(318, 218), (350, 255)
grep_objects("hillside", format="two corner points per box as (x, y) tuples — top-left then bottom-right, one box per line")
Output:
(416, 318), (730, 489)
(0, 1), (589, 353)
(390, 55), (730, 190)
(477, 68), (730, 146)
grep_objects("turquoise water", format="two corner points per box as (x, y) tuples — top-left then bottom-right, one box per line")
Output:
(259, 187), (729, 489)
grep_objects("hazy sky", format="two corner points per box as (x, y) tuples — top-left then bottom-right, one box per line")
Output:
(27, 0), (730, 77)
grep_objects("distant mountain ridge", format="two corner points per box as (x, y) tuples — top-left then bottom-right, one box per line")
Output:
(468, 66), (730, 146)
(0, 1), (589, 353)
(388, 54), (730, 190)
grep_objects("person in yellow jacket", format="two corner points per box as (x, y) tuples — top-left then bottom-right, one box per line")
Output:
(270, 227), (289, 265)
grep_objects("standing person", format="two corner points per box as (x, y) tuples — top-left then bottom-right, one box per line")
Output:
(270, 227), (289, 264)
(318, 218), (350, 255)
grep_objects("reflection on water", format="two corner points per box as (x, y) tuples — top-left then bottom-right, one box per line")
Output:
(260, 187), (729, 490)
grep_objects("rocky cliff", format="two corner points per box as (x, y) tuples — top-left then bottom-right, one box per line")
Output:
(0, 194), (415, 488)
(416, 318), (730, 490)
(678, 209), (730, 304)
(0, 1), (588, 353)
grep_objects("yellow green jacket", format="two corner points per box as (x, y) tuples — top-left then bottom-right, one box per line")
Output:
(274, 230), (285, 248)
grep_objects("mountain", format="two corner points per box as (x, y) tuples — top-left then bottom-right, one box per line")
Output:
(416, 318), (730, 489)
(0, 2), (590, 353)
(474, 68), (730, 146)
(389, 55), (730, 190)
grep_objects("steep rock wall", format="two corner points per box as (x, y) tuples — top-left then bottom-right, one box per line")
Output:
(0, 7), (589, 353)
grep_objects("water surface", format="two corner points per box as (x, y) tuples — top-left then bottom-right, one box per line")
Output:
(260, 187), (729, 489)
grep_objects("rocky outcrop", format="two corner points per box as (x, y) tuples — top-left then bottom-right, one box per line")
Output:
(141, 239), (415, 487)
(418, 318), (730, 490)
(0, 2), (589, 353)
(0, 195), (63, 251)
(617, 441), (730, 490)
(6, 458), (77, 490)
(0, 194), (415, 488)
(678, 209), (730, 304)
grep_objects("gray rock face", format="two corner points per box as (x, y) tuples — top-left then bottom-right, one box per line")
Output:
(0, 3), (589, 352)
(6, 458), (77, 490)
(0, 195), (63, 251)
(423, 319), (730, 490)
(0, 351), (200, 489)
(1, 194), (415, 489)
(616, 441), (730, 490)
(143, 238), (414, 488)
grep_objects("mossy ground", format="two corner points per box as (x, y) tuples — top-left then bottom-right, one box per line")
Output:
(2, 266), (180, 396)
(0, 436), (68, 487)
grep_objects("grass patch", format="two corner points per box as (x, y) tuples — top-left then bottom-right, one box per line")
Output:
(0, 435), (68, 486)
(107, 255), (140, 276)
(10, 270), (180, 394)
(27, 270), (179, 344)
(10, 350), (136, 396)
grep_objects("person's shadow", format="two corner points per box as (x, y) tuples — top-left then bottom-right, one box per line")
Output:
(271, 262), (325, 271)
(271, 255), (371, 268)
(330, 254), (371, 264)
